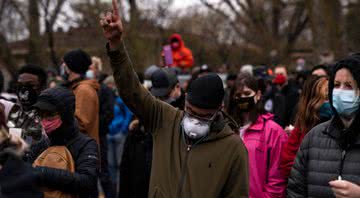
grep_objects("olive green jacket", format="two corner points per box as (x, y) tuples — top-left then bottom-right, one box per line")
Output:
(107, 43), (249, 198)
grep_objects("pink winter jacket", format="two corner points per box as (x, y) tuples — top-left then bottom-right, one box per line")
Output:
(242, 113), (288, 198)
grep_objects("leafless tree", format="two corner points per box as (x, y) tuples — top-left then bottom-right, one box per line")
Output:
(40, 0), (67, 67)
(306, 0), (344, 62)
(200, 0), (309, 64)
(0, 0), (27, 77)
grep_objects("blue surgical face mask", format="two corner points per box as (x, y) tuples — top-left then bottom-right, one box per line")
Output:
(86, 70), (95, 80)
(332, 89), (360, 118)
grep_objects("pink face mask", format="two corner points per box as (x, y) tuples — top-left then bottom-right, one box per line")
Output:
(41, 117), (62, 134)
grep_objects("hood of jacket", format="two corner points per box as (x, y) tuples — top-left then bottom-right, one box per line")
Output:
(327, 55), (360, 146)
(169, 33), (184, 51)
(204, 110), (239, 142)
(36, 87), (78, 145)
(247, 113), (274, 131)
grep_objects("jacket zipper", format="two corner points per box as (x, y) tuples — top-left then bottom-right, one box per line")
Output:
(176, 145), (192, 198)
(338, 149), (347, 180)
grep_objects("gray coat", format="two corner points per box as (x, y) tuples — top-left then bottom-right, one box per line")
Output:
(287, 118), (360, 198)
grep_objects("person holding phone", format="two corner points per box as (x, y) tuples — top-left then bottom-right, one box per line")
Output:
(7, 65), (48, 145)
(163, 34), (194, 73)
(0, 103), (43, 198)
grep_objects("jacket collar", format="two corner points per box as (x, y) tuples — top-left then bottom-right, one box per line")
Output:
(62, 77), (84, 89)
(247, 113), (274, 132)
(325, 116), (360, 147)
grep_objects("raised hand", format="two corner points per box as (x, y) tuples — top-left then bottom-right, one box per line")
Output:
(100, 0), (123, 49)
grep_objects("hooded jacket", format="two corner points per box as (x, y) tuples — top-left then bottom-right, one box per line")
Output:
(33, 87), (99, 198)
(168, 34), (194, 70)
(107, 43), (249, 198)
(242, 113), (288, 198)
(287, 55), (360, 197)
(70, 79), (100, 145)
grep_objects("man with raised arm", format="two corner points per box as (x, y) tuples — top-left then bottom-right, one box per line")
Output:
(100, 1), (249, 197)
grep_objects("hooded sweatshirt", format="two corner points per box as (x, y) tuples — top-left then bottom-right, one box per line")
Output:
(168, 34), (194, 70)
(70, 79), (100, 145)
(107, 43), (249, 198)
(33, 87), (99, 198)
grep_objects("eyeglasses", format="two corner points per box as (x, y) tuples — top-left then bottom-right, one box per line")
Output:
(184, 110), (218, 122)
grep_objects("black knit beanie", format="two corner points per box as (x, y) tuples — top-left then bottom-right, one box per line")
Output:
(187, 73), (225, 109)
(63, 49), (92, 74)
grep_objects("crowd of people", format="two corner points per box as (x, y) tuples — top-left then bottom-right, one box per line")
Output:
(2, 1), (360, 198)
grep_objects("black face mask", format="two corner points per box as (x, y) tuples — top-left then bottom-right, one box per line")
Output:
(235, 96), (256, 113)
(16, 85), (39, 109)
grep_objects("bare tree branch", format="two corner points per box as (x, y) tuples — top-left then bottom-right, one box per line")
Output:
(286, 1), (308, 43)
(223, 0), (251, 28)
(49, 0), (66, 26)
(8, 0), (29, 28)
(200, 0), (255, 45)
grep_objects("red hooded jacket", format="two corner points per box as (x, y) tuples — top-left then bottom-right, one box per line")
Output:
(168, 34), (194, 70)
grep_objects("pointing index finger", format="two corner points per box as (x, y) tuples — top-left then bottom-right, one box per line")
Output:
(112, 0), (119, 16)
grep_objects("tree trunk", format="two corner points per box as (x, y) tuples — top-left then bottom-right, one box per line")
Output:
(0, 33), (17, 78)
(272, 0), (282, 40)
(45, 19), (58, 67)
(307, 0), (344, 63)
(28, 0), (43, 65)
(129, 0), (138, 27)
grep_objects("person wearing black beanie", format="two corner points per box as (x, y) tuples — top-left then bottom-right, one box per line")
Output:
(187, 73), (224, 109)
(61, 48), (100, 148)
(63, 49), (92, 75)
(100, 3), (249, 197)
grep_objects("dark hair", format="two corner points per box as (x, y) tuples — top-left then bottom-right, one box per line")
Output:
(228, 72), (265, 126)
(226, 74), (237, 81)
(329, 55), (360, 120)
(18, 64), (47, 88)
(294, 75), (328, 133)
(311, 65), (329, 75)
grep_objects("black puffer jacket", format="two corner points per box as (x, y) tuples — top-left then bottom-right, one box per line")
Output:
(0, 150), (43, 198)
(33, 87), (99, 198)
(119, 124), (153, 198)
(287, 55), (360, 197)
